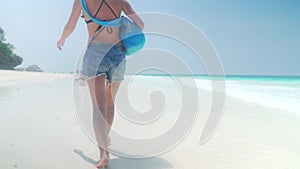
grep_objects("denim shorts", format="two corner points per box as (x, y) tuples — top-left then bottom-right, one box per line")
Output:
(82, 42), (126, 83)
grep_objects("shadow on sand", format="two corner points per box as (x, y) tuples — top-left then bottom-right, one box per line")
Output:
(74, 149), (173, 169)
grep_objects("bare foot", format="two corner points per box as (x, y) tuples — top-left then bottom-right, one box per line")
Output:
(95, 153), (109, 168)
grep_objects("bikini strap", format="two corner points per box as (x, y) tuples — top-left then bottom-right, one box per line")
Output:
(93, 0), (106, 32)
(88, 0), (119, 42)
(94, 0), (118, 33)
(103, 0), (118, 19)
(84, 0), (105, 24)
(93, 0), (106, 18)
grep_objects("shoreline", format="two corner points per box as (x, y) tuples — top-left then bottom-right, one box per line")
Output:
(0, 70), (72, 87)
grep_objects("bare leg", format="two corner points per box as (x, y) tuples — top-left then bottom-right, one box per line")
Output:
(87, 75), (109, 168)
(106, 80), (121, 142)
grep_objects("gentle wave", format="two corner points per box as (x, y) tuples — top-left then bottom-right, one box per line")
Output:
(114, 75), (300, 113)
(181, 76), (300, 113)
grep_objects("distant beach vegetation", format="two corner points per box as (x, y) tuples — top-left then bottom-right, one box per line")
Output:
(0, 27), (23, 70)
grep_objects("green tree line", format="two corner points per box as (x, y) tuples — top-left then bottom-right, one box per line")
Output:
(0, 27), (23, 70)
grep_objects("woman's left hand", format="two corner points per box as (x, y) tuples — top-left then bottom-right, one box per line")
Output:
(57, 38), (65, 50)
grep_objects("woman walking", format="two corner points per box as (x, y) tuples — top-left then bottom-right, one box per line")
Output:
(57, 0), (144, 168)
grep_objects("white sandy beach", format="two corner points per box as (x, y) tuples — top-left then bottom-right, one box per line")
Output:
(0, 70), (72, 87)
(0, 70), (299, 169)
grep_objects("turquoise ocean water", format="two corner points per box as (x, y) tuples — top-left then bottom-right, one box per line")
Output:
(135, 75), (300, 113)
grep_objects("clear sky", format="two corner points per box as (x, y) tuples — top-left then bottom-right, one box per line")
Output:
(0, 0), (299, 75)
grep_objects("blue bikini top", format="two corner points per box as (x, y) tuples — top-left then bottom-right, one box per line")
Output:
(80, 0), (122, 28)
